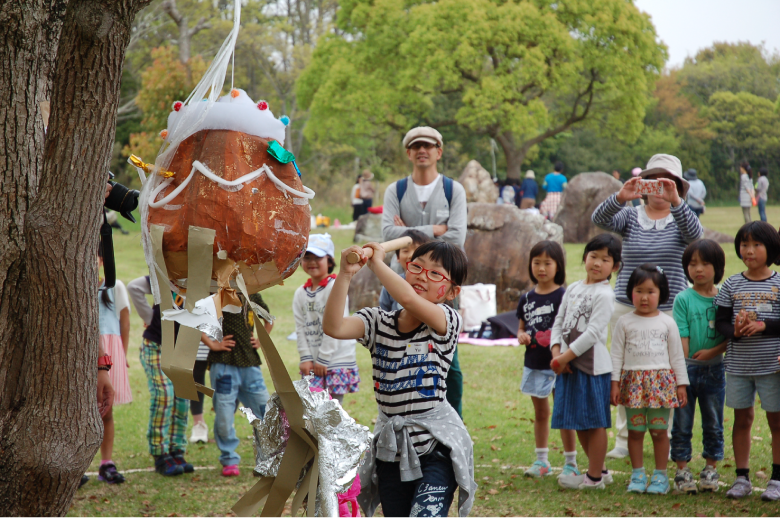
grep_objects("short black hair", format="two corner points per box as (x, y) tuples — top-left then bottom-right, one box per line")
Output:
(582, 233), (622, 279)
(411, 241), (468, 287)
(734, 221), (780, 266)
(554, 161), (564, 173)
(626, 263), (670, 305)
(682, 239), (726, 284)
(395, 229), (432, 258)
(760, 167), (768, 177)
(327, 257), (336, 274)
(528, 240), (566, 286)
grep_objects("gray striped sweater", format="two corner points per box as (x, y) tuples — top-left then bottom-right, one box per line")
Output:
(592, 195), (703, 311)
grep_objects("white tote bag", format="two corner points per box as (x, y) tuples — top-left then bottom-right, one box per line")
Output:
(459, 283), (497, 331)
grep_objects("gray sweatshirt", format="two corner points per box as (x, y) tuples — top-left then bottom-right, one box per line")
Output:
(381, 175), (468, 247)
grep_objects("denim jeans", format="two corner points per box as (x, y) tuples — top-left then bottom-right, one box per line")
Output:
(759, 198), (767, 222)
(376, 444), (457, 517)
(210, 363), (269, 466)
(670, 363), (726, 462)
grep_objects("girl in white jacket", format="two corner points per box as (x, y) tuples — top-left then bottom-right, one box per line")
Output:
(293, 234), (359, 403)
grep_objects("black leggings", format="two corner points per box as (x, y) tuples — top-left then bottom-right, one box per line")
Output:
(190, 360), (208, 415)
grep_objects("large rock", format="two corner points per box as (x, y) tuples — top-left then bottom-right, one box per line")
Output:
(465, 203), (563, 313)
(553, 172), (623, 243)
(703, 227), (733, 244)
(459, 160), (498, 203)
(354, 213), (383, 243)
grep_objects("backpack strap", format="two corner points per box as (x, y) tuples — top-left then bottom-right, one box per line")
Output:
(396, 177), (409, 203)
(443, 176), (453, 206)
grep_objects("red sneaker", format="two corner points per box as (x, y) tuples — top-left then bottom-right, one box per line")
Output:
(222, 464), (240, 477)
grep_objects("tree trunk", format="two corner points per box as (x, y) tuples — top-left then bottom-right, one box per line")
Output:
(493, 132), (527, 180)
(0, 0), (149, 514)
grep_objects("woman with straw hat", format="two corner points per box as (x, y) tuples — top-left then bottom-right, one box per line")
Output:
(519, 170), (539, 209)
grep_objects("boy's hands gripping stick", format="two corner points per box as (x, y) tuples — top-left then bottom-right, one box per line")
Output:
(346, 236), (413, 264)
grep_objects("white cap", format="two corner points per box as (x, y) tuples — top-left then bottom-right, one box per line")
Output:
(402, 126), (443, 148)
(306, 233), (335, 259)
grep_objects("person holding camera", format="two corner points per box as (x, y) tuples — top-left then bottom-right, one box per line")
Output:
(591, 154), (703, 459)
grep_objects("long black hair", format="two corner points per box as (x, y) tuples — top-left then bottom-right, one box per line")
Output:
(98, 243), (113, 310)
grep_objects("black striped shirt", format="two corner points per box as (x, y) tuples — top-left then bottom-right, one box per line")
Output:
(356, 304), (461, 455)
(714, 272), (780, 376)
(592, 194), (703, 311)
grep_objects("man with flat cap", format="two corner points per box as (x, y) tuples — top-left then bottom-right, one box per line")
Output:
(382, 126), (468, 417)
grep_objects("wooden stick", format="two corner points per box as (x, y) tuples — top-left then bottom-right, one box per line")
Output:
(347, 236), (413, 264)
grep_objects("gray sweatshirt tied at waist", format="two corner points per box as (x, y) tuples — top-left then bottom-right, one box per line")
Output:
(358, 403), (477, 517)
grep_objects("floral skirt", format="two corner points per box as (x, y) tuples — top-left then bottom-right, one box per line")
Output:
(309, 367), (360, 395)
(619, 369), (679, 408)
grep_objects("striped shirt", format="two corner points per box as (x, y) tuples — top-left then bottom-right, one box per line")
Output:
(714, 272), (780, 376)
(592, 194), (703, 311)
(356, 304), (462, 455)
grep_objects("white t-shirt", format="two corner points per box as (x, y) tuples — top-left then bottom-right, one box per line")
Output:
(413, 175), (441, 208)
(113, 279), (130, 317)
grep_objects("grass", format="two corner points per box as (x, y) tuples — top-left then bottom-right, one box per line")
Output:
(69, 206), (780, 517)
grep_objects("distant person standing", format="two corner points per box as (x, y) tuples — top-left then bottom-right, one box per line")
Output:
(359, 169), (376, 215)
(351, 175), (364, 222)
(612, 170), (623, 183)
(756, 167), (769, 222)
(738, 161), (755, 224)
(519, 170), (539, 209)
(540, 161), (568, 219)
(684, 169), (707, 218)
(382, 126), (467, 417)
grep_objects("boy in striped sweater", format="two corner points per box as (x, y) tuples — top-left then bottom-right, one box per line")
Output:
(323, 240), (476, 517)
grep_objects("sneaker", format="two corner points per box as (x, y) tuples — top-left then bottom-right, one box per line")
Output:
(627, 471), (648, 493)
(558, 473), (585, 489)
(646, 472), (670, 495)
(606, 447), (629, 459)
(602, 471), (614, 486)
(189, 422), (208, 444)
(578, 474), (606, 490)
(78, 475), (89, 488)
(698, 465), (720, 493)
(154, 454), (184, 477)
(558, 464), (581, 479)
(98, 463), (126, 484)
(171, 450), (194, 473)
(524, 460), (552, 478)
(222, 464), (240, 477)
(675, 467), (697, 494)
(761, 480), (780, 501)
(726, 476), (752, 499)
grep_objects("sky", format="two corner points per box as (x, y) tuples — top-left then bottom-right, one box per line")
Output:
(634, 0), (780, 68)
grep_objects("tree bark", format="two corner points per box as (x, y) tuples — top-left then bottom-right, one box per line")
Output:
(0, 0), (149, 514)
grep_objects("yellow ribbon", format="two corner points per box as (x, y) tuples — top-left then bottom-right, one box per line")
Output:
(128, 154), (175, 178)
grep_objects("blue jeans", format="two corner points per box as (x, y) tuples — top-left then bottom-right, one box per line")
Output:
(376, 444), (457, 517)
(759, 198), (767, 222)
(670, 363), (726, 462)
(210, 363), (269, 467)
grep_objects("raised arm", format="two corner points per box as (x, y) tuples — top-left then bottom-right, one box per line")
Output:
(322, 253), (370, 341)
(592, 194), (631, 234)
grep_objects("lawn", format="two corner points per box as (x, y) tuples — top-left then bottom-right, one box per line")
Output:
(69, 206), (780, 517)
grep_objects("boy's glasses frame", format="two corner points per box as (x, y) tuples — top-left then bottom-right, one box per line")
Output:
(406, 261), (450, 283)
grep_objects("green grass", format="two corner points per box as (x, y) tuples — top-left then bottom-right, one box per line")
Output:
(70, 206), (780, 517)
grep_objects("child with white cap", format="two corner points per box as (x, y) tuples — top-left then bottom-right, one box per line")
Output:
(293, 233), (360, 404)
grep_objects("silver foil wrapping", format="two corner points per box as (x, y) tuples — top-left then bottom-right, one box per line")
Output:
(240, 377), (372, 517)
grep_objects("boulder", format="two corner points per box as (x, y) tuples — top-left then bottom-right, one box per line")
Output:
(354, 213), (383, 243)
(465, 203), (564, 313)
(459, 160), (498, 203)
(553, 172), (623, 243)
(702, 226), (733, 244)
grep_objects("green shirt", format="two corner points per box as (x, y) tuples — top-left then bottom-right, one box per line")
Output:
(208, 293), (269, 368)
(672, 288), (725, 363)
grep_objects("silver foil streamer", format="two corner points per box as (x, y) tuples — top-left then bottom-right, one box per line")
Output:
(241, 377), (372, 517)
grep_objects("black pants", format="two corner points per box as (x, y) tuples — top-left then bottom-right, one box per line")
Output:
(190, 360), (208, 415)
(376, 444), (457, 517)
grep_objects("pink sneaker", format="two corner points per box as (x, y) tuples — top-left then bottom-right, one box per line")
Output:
(222, 465), (240, 477)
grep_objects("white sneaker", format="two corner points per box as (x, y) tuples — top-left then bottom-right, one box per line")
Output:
(603, 471), (614, 485)
(606, 447), (629, 459)
(558, 473), (585, 489)
(189, 422), (208, 444)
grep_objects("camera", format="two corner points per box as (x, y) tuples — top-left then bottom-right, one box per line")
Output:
(104, 178), (140, 223)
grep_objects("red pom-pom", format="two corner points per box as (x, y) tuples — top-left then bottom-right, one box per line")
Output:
(172, 101), (183, 112)
(230, 88), (240, 98)
(160, 129), (169, 140)
(257, 100), (268, 110)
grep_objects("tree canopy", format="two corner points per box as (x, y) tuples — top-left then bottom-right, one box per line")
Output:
(298, 0), (666, 178)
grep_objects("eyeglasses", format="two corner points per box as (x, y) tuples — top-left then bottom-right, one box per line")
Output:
(408, 142), (438, 150)
(406, 262), (450, 283)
